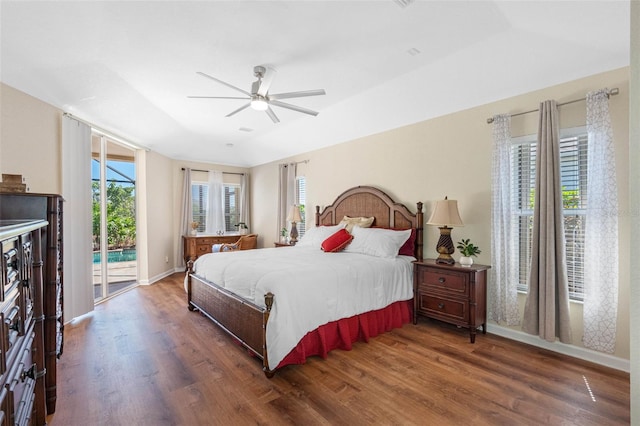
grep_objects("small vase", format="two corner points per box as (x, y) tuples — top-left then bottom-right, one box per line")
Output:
(190, 229), (197, 236)
(240, 228), (248, 235)
(460, 256), (473, 267)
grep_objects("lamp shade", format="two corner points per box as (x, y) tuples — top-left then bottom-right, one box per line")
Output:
(287, 205), (302, 223)
(427, 198), (464, 227)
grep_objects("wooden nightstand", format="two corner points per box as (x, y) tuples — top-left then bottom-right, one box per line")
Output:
(413, 259), (490, 343)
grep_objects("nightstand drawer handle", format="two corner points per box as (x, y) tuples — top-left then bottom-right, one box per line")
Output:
(438, 277), (445, 284)
(438, 303), (445, 309)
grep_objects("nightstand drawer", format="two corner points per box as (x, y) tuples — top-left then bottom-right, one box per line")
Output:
(419, 269), (468, 295)
(417, 293), (468, 322)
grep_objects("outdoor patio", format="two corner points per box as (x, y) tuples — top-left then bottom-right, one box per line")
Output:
(93, 260), (137, 298)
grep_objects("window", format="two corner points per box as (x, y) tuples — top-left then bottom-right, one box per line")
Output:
(512, 128), (587, 301)
(224, 184), (241, 232)
(296, 176), (306, 237)
(191, 182), (240, 233)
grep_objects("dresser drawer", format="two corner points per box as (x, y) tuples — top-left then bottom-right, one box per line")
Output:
(6, 329), (35, 426)
(418, 268), (469, 296)
(0, 385), (7, 425)
(2, 238), (20, 297)
(2, 290), (23, 373)
(417, 293), (468, 323)
(196, 236), (235, 246)
(196, 244), (213, 255)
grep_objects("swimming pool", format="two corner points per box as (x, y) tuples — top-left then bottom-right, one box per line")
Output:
(93, 248), (136, 264)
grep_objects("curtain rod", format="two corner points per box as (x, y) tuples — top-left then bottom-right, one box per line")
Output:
(486, 87), (619, 124)
(282, 159), (310, 166)
(63, 112), (151, 151)
(181, 167), (244, 176)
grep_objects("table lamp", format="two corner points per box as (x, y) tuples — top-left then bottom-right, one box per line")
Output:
(287, 205), (303, 244)
(426, 197), (464, 265)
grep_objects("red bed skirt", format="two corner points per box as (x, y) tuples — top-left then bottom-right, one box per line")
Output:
(276, 299), (413, 369)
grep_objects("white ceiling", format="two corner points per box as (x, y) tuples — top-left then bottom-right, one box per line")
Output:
(0, 1), (630, 167)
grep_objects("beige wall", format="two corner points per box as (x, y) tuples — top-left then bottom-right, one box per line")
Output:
(137, 149), (175, 284)
(1, 84), (61, 193)
(251, 67), (631, 363)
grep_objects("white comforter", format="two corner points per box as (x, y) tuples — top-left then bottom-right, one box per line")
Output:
(191, 246), (414, 368)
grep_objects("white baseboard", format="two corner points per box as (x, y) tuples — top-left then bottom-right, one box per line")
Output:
(488, 324), (630, 373)
(138, 268), (175, 286)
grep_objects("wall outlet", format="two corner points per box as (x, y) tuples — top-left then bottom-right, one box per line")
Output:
(165, 255), (169, 263)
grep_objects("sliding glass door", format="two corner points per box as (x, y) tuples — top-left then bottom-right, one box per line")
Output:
(91, 134), (137, 302)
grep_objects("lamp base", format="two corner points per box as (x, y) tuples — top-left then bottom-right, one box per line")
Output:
(434, 226), (456, 265)
(290, 222), (299, 244)
(435, 253), (455, 265)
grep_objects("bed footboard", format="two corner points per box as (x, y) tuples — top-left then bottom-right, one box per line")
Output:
(186, 263), (275, 376)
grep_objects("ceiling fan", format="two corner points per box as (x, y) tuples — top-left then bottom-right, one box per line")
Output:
(189, 65), (326, 123)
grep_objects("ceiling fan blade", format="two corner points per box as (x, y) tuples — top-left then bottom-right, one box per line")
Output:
(257, 67), (277, 97)
(265, 106), (280, 123)
(225, 103), (251, 117)
(269, 100), (319, 116)
(196, 71), (251, 96)
(268, 89), (326, 101)
(188, 96), (250, 100)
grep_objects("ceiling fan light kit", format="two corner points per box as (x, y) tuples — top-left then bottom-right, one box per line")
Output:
(250, 96), (269, 111)
(190, 65), (326, 123)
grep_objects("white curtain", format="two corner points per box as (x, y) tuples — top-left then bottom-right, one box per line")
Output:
(489, 114), (520, 325)
(583, 89), (619, 353)
(278, 163), (297, 237)
(179, 168), (192, 267)
(62, 115), (94, 320)
(205, 170), (225, 234)
(239, 173), (250, 230)
(522, 100), (572, 343)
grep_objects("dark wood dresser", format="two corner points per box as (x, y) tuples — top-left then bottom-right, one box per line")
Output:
(0, 219), (48, 425)
(414, 259), (490, 343)
(0, 193), (63, 418)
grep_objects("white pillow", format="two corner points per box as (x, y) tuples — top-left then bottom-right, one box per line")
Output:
(344, 226), (411, 259)
(295, 224), (345, 248)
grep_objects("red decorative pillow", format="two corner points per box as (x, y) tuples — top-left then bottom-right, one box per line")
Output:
(321, 229), (354, 252)
(398, 228), (417, 256)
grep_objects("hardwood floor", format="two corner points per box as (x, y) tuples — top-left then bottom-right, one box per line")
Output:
(47, 273), (630, 426)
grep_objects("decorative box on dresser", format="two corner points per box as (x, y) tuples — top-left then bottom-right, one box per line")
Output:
(0, 219), (48, 425)
(0, 193), (64, 418)
(413, 259), (490, 343)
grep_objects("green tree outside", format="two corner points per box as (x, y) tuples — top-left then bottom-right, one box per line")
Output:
(93, 181), (136, 250)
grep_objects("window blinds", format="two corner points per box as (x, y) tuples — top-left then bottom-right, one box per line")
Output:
(513, 132), (588, 300)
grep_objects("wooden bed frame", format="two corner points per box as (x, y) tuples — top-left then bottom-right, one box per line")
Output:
(186, 185), (423, 377)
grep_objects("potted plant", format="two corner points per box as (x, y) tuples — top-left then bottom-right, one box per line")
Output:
(280, 227), (288, 243)
(456, 238), (481, 267)
(235, 222), (249, 235)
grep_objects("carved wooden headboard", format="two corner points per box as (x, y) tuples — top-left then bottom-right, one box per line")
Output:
(315, 186), (423, 260)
